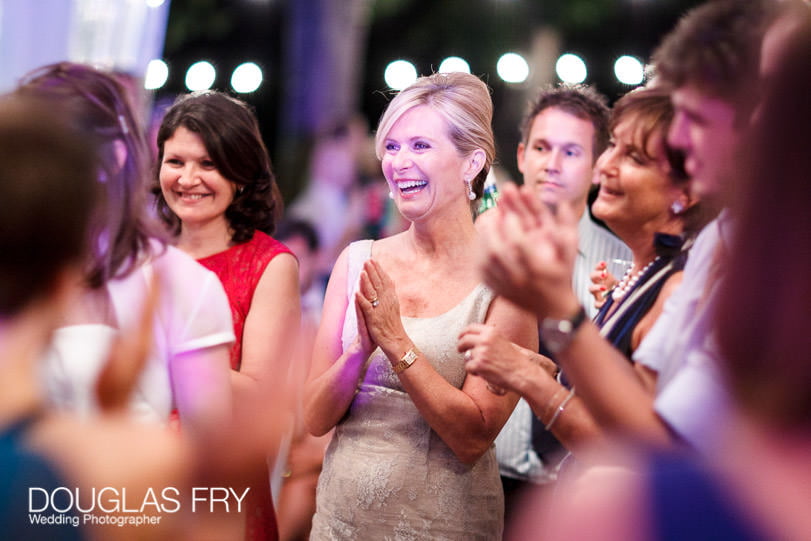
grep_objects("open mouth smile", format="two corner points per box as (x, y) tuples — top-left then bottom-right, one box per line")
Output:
(176, 191), (211, 201)
(396, 179), (428, 195)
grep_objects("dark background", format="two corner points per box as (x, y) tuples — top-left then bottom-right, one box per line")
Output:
(158, 0), (704, 202)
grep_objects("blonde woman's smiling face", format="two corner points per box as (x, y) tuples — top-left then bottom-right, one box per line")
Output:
(380, 105), (470, 221)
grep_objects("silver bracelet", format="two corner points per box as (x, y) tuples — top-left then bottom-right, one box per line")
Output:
(544, 387), (575, 431)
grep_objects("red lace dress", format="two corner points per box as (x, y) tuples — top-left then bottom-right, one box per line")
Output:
(198, 230), (292, 541)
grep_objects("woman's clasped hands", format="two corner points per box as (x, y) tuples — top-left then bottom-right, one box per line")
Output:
(355, 259), (409, 360)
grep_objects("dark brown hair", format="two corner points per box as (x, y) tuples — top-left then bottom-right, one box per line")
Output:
(0, 97), (97, 314)
(519, 84), (610, 162)
(153, 91), (282, 242)
(651, 0), (773, 109)
(609, 86), (711, 238)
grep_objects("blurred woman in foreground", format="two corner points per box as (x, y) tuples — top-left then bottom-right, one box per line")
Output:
(18, 63), (232, 437)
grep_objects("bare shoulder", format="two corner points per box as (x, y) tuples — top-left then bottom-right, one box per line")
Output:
(659, 270), (684, 301)
(255, 251), (300, 294)
(367, 232), (409, 261)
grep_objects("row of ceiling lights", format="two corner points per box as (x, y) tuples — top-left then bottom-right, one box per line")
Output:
(143, 52), (646, 94)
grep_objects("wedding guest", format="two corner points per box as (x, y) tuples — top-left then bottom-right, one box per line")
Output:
(17, 63), (233, 437)
(154, 90), (301, 541)
(304, 72), (537, 540)
(0, 94), (195, 541)
(489, 84), (631, 521)
(0, 95), (297, 541)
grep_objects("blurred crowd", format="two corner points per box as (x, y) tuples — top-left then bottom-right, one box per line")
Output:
(1, 1), (809, 540)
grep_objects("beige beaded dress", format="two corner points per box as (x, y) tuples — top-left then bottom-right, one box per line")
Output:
(309, 240), (503, 540)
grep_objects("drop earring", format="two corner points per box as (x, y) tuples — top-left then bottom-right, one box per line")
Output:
(389, 191), (394, 200)
(465, 179), (476, 200)
(670, 200), (685, 215)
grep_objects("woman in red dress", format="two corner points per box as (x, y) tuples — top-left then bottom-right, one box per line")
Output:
(154, 91), (301, 541)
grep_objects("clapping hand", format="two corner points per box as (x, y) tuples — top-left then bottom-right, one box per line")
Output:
(458, 323), (527, 395)
(478, 182), (581, 319)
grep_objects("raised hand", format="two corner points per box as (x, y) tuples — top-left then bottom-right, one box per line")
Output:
(478, 182), (581, 319)
(95, 274), (159, 413)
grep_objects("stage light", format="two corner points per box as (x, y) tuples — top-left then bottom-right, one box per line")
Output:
(231, 62), (263, 93)
(496, 52), (529, 84)
(438, 56), (471, 74)
(144, 59), (168, 90)
(614, 55), (644, 85)
(555, 53), (587, 84)
(185, 61), (216, 91)
(384, 60), (417, 90)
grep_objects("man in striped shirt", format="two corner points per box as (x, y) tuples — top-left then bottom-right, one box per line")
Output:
(495, 84), (630, 521)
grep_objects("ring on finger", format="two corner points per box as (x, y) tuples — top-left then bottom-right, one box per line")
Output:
(370, 297), (380, 307)
(464, 349), (473, 362)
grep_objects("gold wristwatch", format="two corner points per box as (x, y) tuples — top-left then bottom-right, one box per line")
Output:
(393, 348), (418, 374)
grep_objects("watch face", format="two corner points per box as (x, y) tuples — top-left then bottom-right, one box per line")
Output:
(403, 349), (418, 365)
(541, 307), (586, 355)
(541, 322), (566, 354)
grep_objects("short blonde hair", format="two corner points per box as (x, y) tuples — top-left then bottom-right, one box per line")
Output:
(374, 72), (494, 199)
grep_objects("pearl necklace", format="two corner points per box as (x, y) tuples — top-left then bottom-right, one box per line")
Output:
(611, 257), (660, 301)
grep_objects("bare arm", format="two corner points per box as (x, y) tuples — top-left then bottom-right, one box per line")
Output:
(231, 252), (301, 420)
(480, 183), (674, 445)
(460, 327), (601, 452)
(303, 247), (374, 436)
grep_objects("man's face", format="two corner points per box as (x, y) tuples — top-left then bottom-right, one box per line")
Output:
(517, 106), (596, 210)
(668, 84), (738, 203)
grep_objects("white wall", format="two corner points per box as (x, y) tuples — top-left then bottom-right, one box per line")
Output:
(0, 0), (170, 93)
